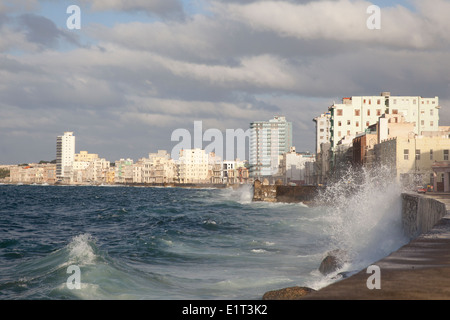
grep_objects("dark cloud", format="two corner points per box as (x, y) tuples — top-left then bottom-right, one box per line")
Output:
(16, 13), (81, 49)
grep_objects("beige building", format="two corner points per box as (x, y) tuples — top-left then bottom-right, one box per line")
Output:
(178, 148), (209, 184)
(9, 163), (56, 184)
(72, 151), (110, 184)
(142, 150), (176, 184)
(376, 135), (450, 189)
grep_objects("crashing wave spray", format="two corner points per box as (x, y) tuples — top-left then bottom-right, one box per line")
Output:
(317, 164), (409, 274)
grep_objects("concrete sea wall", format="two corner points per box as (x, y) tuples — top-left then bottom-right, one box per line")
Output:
(401, 193), (448, 239)
(252, 180), (318, 204)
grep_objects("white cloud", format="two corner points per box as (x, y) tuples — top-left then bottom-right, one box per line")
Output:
(215, 0), (450, 49)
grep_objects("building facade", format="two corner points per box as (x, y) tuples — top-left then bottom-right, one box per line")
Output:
(329, 92), (440, 150)
(376, 135), (450, 189)
(313, 112), (331, 155)
(178, 148), (209, 184)
(250, 116), (293, 179)
(56, 131), (75, 180)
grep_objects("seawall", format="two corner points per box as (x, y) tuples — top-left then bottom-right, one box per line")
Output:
(252, 181), (319, 204)
(263, 192), (450, 300)
(401, 193), (448, 239)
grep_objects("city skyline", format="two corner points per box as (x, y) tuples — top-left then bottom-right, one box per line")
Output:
(1, 0), (450, 164)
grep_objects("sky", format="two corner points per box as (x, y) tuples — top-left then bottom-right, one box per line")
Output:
(1, 0), (450, 164)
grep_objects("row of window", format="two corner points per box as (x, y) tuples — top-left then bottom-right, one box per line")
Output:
(360, 98), (436, 105)
(335, 120), (434, 129)
(404, 149), (449, 161)
(335, 108), (435, 117)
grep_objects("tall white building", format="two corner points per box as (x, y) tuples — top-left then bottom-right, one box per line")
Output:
(250, 116), (293, 179)
(56, 131), (75, 179)
(328, 92), (440, 150)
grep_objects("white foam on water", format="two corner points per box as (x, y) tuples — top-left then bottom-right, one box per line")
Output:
(314, 165), (410, 282)
(67, 233), (98, 266)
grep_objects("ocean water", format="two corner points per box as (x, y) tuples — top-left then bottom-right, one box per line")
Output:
(0, 173), (410, 300)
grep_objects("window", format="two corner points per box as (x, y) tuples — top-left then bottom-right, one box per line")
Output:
(337, 109), (343, 116)
(377, 99), (381, 105)
(338, 131), (342, 137)
(338, 121), (342, 127)
(367, 109), (371, 116)
(404, 149), (409, 160)
(369, 99), (372, 105)
(356, 121), (359, 127)
(377, 109), (381, 116)
(392, 109), (398, 114)
(421, 120), (425, 126)
(431, 121), (434, 126)
(366, 121), (370, 127)
(355, 110), (360, 116)
(430, 149), (433, 160)
(416, 149), (420, 160)
(445, 150), (449, 161)
(430, 109), (434, 116)
(347, 120), (351, 125)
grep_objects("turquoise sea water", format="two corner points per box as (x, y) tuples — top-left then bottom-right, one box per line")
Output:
(0, 182), (409, 300)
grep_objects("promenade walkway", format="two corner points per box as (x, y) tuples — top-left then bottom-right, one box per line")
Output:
(301, 193), (450, 300)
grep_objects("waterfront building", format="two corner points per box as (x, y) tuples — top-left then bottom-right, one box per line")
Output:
(9, 163), (56, 184)
(72, 151), (110, 184)
(313, 112), (331, 155)
(56, 132), (75, 180)
(376, 134), (450, 189)
(142, 150), (177, 184)
(276, 147), (315, 185)
(328, 92), (440, 151)
(250, 116), (293, 180)
(114, 158), (134, 184)
(178, 148), (209, 184)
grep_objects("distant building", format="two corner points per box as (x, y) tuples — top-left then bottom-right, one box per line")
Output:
(56, 132), (75, 180)
(115, 158), (134, 184)
(178, 148), (209, 184)
(250, 116), (293, 180)
(142, 150), (176, 184)
(277, 147), (315, 185)
(313, 112), (331, 155)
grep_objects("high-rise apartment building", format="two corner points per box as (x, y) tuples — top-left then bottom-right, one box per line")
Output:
(249, 116), (293, 179)
(56, 131), (75, 179)
(328, 92), (440, 150)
